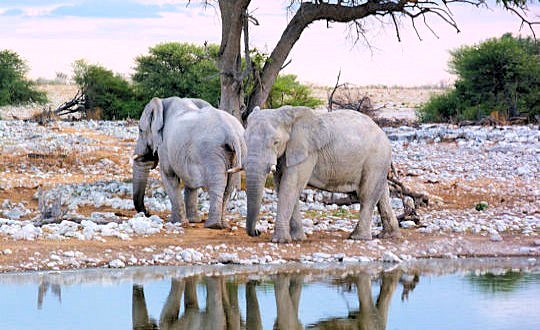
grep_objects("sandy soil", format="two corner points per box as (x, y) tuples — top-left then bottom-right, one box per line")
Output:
(0, 85), (538, 273)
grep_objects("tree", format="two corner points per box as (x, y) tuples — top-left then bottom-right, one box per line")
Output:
(72, 60), (142, 119)
(0, 49), (47, 106)
(132, 42), (323, 110)
(201, 0), (538, 122)
(265, 74), (323, 108)
(132, 42), (222, 107)
(419, 34), (540, 122)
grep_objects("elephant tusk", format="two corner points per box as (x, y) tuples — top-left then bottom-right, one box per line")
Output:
(227, 166), (244, 174)
(270, 165), (277, 173)
(132, 154), (146, 161)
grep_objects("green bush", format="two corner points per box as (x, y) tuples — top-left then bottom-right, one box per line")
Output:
(419, 34), (540, 122)
(73, 60), (142, 119)
(265, 74), (323, 108)
(0, 50), (47, 106)
(132, 42), (221, 107)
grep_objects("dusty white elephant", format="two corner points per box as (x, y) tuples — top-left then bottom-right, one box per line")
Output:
(132, 97), (246, 229)
(244, 106), (400, 243)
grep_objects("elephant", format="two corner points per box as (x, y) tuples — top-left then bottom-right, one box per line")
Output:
(132, 277), (242, 330)
(132, 97), (246, 229)
(244, 105), (400, 243)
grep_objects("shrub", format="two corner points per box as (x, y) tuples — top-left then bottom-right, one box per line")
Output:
(73, 60), (142, 119)
(419, 34), (540, 122)
(417, 90), (460, 122)
(132, 42), (221, 107)
(0, 50), (47, 106)
(265, 74), (324, 108)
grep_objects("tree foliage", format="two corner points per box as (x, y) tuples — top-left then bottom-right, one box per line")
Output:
(132, 42), (222, 107)
(73, 59), (142, 120)
(0, 49), (47, 106)
(266, 74), (323, 108)
(132, 42), (322, 111)
(419, 34), (540, 122)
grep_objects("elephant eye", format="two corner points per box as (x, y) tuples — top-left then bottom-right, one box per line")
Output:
(273, 140), (279, 146)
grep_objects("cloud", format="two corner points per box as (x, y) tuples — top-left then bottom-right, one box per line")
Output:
(0, 0), (183, 18)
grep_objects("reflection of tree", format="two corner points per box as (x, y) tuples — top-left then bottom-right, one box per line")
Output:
(466, 271), (539, 294)
(308, 269), (406, 330)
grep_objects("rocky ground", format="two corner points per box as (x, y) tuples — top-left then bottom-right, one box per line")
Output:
(0, 85), (538, 273)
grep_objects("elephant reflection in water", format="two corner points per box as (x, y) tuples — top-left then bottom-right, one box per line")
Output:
(309, 269), (418, 330)
(132, 274), (304, 330)
(273, 274), (304, 330)
(37, 280), (61, 310)
(132, 276), (245, 330)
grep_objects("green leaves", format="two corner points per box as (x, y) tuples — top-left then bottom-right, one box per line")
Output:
(419, 34), (540, 122)
(0, 50), (47, 106)
(72, 59), (142, 120)
(266, 74), (323, 108)
(132, 42), (221, 107)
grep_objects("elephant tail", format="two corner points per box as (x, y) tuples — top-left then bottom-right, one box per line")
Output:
(226, 134), (245, 174)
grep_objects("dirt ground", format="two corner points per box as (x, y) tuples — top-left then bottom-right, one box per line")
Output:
(0, 85), (538, 273)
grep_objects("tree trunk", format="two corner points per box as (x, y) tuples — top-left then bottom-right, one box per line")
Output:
(218, 0), (250, 121)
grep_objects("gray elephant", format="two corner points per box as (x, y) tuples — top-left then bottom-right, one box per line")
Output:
(132, 97), (246, 229)
(244, 106), (400, 243)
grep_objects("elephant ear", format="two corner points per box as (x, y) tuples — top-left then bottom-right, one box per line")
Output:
(140, 97), (164, 154)
(285, 107), (331, 167)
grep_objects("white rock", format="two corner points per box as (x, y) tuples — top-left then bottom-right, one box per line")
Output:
(382, 251), (402, 263)
(109, 259), (126, 268)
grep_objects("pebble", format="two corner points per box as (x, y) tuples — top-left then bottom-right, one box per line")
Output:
(0, 120), (538, 269)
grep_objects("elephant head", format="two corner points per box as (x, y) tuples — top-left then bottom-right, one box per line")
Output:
(244, 106), (329, 236)
(132, 97), (163, 215)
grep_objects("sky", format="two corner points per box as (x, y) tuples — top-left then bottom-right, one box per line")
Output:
(0, 0), (538, 87)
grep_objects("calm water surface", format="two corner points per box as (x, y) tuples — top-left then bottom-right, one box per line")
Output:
(0, 258), (538, 330)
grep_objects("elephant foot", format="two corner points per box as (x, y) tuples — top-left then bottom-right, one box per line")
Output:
(204, 220), (230, 230)
(290, 230), (306, 241)
(271, 232), (292, 243)
(348, 231), (372, 240)
(169, 215), (188, 226)
(376, 230), (402, 240)
(188, 215), (202, 223)
(247, 228), (261, 237)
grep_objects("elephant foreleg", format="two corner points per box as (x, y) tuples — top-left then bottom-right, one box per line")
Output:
(161, 170), (187, 225)
(273, 162), (313, 243)
(184, 187), (202, 223)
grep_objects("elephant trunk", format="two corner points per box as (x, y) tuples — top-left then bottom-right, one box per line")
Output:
(132, 158), (157, 216)
(246, 164), (267, 237)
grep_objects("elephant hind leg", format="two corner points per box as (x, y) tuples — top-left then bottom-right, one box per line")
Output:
(349, 174), (385, 240)
(376, 182), (401, 239)
(204, 173), (230, 229)
(184, 187), (202, 223)
(290, 201), (306, 241)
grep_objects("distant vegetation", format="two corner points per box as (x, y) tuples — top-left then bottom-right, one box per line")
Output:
(419, 34), (540, 123)
(0, 49), (47, 106)
(72, 59), (142, 120)
(72, 42), (322, 119)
